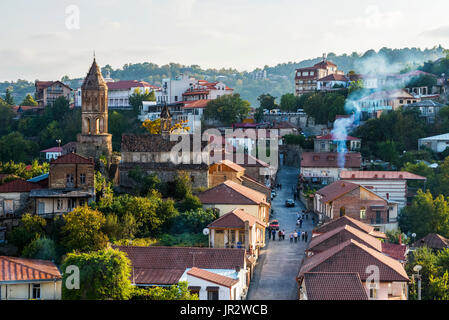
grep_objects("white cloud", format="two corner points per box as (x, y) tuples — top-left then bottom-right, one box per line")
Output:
(335, 5), (403, 29)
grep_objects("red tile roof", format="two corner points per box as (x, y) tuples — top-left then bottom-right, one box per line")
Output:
(340, 171), (426, 181)
(0, 256), (61, 282)
(313, 215), (387, 239)
(50, 153), (94, 165)
(298, 240), (409, 282)
(114, 246), (245, 286)
(0, 179), (42, 193)
(187, 267), (239, 288)
(314, 60), (337, 68)
(308, 225), (383, 254)
(208, 208), (266, 229)
(198, 180), (268, 206)
(218, 160), (245, 173)
(316, 134), (360, 141)
(381, 243), (407, 261)
(40, 147), (63, 153)
(412, 233), (449, 250)
(318, 74), (349, 82)
(301, 152), (361, 169)
(315, 181), (360, 203)
(106, 80), (159, 91)
(303, 272), (368, 300)
(183, 99), (211, 109)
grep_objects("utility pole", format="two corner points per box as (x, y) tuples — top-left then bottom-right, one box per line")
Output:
(413, 265), (422, 300)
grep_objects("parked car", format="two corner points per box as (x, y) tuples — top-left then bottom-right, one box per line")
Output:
(269, 220), (279, 230)
(285, 199), (295, 207)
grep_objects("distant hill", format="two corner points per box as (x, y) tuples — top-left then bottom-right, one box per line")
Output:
(1, 46), (446, 106)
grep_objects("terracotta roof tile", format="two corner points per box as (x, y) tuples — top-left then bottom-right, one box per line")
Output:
(114, 246), (245, 285)
(198, 180), (268, 206)
(107, 80), (159, 91)
(0, 256), (61, 282)
(303, 272), (368, 300)
(0, 179), (42, 193)
(50, 153), (94, 165)
(381, 243), (407, 261)
(301, 152), (361, 169)
(316, 134), (360, 141)
(187, 267), (239, 288)
(340, 171), (426, 180)
(315, 181), (360, 203)
(298, 240), (409, 282)
(412, 233), (449, 250)
(208, 208), (266, 229)
(313, 215), (387, 239)
(219, 160), (245, 173)
(308, 225), (383, 254)
(121, 133), (208, 153)
(183, 99), (211, 109)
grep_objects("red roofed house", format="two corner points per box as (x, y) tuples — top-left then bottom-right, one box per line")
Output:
(198, 180), (270, 224)
(40, 146), (62, 161)
(29, 153), (95, 217)
(300, 152), (361, 185)
(411, 233), (449, 251)
(115, 246), (248, 300)
(0, 256), (62, 300)
(317, 74), (350, 91)
(295, 57), (345, 96)
(35, 80), (72, 107)
(208, 208), (267, 261)
(312, 215), (387, 239)
(297, 240), (409, 300)
(314, 134), (361, 153)
(340, 170), (426, 211)
(313, 180), (399, 232)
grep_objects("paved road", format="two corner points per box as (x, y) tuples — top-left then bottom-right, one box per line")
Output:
(246, 166), (315, 300)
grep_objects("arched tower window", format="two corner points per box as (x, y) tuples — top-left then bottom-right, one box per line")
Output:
(86, 118), (91, 135)
(96, 118), (100, 134)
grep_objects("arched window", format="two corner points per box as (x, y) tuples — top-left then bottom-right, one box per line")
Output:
(340, 207), (346, 217)
(95, 118), (100, 134)
(86, 118), (91, 135)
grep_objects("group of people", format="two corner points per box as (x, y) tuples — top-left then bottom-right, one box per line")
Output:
(289, 230), (308, 243)
(270, 228), (286, 241)
(275, 183), (282, 190)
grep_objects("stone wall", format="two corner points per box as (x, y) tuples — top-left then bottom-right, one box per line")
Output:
(77, 133), (112, 161)
(49, 163), (95, 190)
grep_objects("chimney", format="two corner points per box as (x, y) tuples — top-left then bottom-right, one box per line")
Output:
(399, 233), (402, 245)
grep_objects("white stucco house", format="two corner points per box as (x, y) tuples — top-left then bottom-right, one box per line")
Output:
(418, 133), (449, 153)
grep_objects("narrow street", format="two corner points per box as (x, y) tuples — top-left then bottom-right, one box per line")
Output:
(246, 166), (314, 300)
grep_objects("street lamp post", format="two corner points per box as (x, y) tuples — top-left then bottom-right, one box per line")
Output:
(413, 265), (422, 300)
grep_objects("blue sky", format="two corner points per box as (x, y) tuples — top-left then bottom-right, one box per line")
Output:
(1, 0), (449, 81)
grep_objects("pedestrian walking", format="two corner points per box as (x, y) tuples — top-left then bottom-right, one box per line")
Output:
(272, 229), (276, 240)
(294, 230), (298, 243)
(282, 229), (286, 240)
(301, 232), (305, 241)
(306, 213), (309, 220)
(278, 230), (282, 241)
(297, 230), (301, 242)
(299, 219), (303, 228)
(305, 231), (308, 242)
(290, 233), (293, 243)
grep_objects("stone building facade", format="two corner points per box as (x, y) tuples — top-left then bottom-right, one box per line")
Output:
(77, 58), (112, 161)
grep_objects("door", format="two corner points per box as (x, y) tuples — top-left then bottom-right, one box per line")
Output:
(376, 211), (381, 224)
(38, 201), (45, 215)
(214, 230), (224, 248)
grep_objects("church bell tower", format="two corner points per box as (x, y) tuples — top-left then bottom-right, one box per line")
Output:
(76, 57), (112, 161)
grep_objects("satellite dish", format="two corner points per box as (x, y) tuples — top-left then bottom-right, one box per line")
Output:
(203, 228), (210, 236)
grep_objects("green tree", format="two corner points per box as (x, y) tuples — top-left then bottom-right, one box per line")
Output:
(21, 94), (38, 106)
(4, 88), (14, 105)
(61, 206), (109, 253)
(257, 93), (278, 110)
(279, 93), (298, 112)
(399, 190), (449, 239)
(129, 88), (156, 114)
(22, 237), (57, 261)
(169, 208), (217, 234)
(429, 271), (449, 300)
(131, 281), (198, 300)
(8, 214), (47, 253)
(406, 246), (439, 300)
(0, 132), (39, 162)
(0, 103), (16, 136)
(203, 94), (251, 125)
(176, 193), (203, 213)
(173, 171), (193, 200)
(104, 213), (138, 241)
(61, 248), (133, 300)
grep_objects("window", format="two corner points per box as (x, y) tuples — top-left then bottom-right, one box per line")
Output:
(207, 288), (219, 300)
(369, 287), (377, 299)
(360, 207), (366, 219)
(56, 199), (63, 210)
(4, 200), (14, 214)
(189, 286), (200, 297)
(340, 207), (346, 217)
(66, 174), (74, 186)
(80, 173), (86, 185)
(79, 199), (86, 207)
(32, 284), (41, 299)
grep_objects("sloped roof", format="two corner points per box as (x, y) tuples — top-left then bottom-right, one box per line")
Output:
(340, 170), (426, 180)
(121, 133), (208, 153)
(303, 272), (368, 300)
(381, 243), (407, 261)
(308, 225), (383, 253)
(219, 160), (245, 173)
(301, 152), (361, 169)
(318, 74), (349, 82)
(208, 208), (266, 229)
(316, 134), (360, 141)
(81, 58), (107, 90)
(198, 180), (268, 205)
(313, 215), (386, 239)
(315, 181), (360, 203)
(412, 233), (449, 250)
(298, 240), (409, 282)
(419, 133), (449, 142)
(314, 60), (337, 68)
(50, 153), (94, 165)
(107, 80), (159, 91)
(0, 179), (42, 193)
(114, 246), (245, 285)
(404, 100), (445, 107)
(187, 267), (239, 288)
(40, 147), (63, 153)
(0, 256), (61, 282)
(183, 99), (211, 109)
